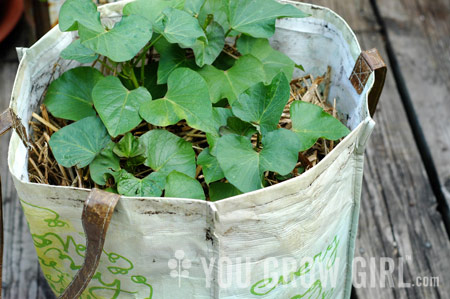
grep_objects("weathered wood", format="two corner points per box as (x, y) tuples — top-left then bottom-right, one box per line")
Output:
(374, 0), (450, 206)
(302, 0), (450, 298)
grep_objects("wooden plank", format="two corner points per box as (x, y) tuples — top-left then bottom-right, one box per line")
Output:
(302, 0), (450, 298)
(374, 0), (450, 205)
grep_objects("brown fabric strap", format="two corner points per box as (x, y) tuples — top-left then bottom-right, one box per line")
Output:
(349, 48), (387, 116)
(59, 189), (120, 299)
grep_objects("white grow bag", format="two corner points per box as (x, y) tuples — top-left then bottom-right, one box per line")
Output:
(8, 1), (378, 298)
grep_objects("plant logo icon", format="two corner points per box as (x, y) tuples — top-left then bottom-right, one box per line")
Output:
(168, 250), (192, 287)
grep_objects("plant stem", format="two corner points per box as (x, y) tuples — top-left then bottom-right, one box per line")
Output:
(129, 65), (140, 89)
(133, 35), (163, 67)
(98, 57), (114, 73)
(225, 28), (233, 37)
(256, 132), (262, 150)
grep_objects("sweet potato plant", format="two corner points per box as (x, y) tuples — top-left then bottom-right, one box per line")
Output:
(44, 0), (350, 200)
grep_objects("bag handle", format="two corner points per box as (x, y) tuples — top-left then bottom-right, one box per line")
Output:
(349, 48), (387, 116)
(59, 189), (120, 298)
(0, 109), (121, 298)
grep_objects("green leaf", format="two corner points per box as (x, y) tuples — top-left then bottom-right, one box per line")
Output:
(140, 68), (215, 133)
(138, 63), (168, 98)
(157, 8), (205, 47)
(290, 101), (350, 151)
(60, 39), (99, 63)
(223, 0), (309, 38)
(79, 15), (153, 62)
(113, 133), (145, 158)
(198, 55), (265, 104)
(216, 128), (300, 192)
(156, 41), (197, 84)
(59, 0), (103, 32)
(190, 21), (225, 67)
(197, 148), (224, 184)
(140, 129), (196, 177)
(198, 0), (230, 31)
(89, 142), (120, 186)
(184, 0), (205, 15)
(93, 76), (151, 138)
(44, 67), (103, 121)
(237, 35), (295, 82)
(165, 171), (205, 200)
(123, 0), (185, 24)
(219, 116), (257, 138)
(231, 73), (290, 134)
(206, 107), (233, 155)
(117, 171), (165, 197)
(49, 116), (111, 168)
(209, 182), (242, 201)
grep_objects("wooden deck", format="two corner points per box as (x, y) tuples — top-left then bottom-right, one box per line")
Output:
(1, 0), (449, 298)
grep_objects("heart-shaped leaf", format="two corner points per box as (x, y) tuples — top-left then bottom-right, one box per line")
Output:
(79, 15), (153, 62)
(89, 142), (120, 185)
(290, 101), (350, 151)
(49, 116), (111, 168)
(232, 72), (290, 135)
(197, 148), (224, 184)
(198, 55), (265, 104)
(60, 39), (99, 63)
(209, 182), (242, 201)
(59, 0), (103, 32)
(216, 128), (300, 192)
(184, 0), (206, 15)
(206, 107), (233, 155)
(140, 68), (216, 133)
(224, 0), (309, 38)
(140, 129), (196, 177)
(156, 8), (205, 47)
(190, 21), (225, 67)
(113, 133), (145, 158)
(219, 116), (257, 138)
(117, 170), (165, 197)
(123, 0), (185, 24)
(93, 76), (151, 138)
(165, 171), (205, 200)
(156, 41), (197, 84)
(237, 35), (295, 82)
(198, 0), (230, 31)
(44, 67), (103, 121)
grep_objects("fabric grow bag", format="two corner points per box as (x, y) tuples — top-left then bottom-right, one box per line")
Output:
(3, 1), (386, 298)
